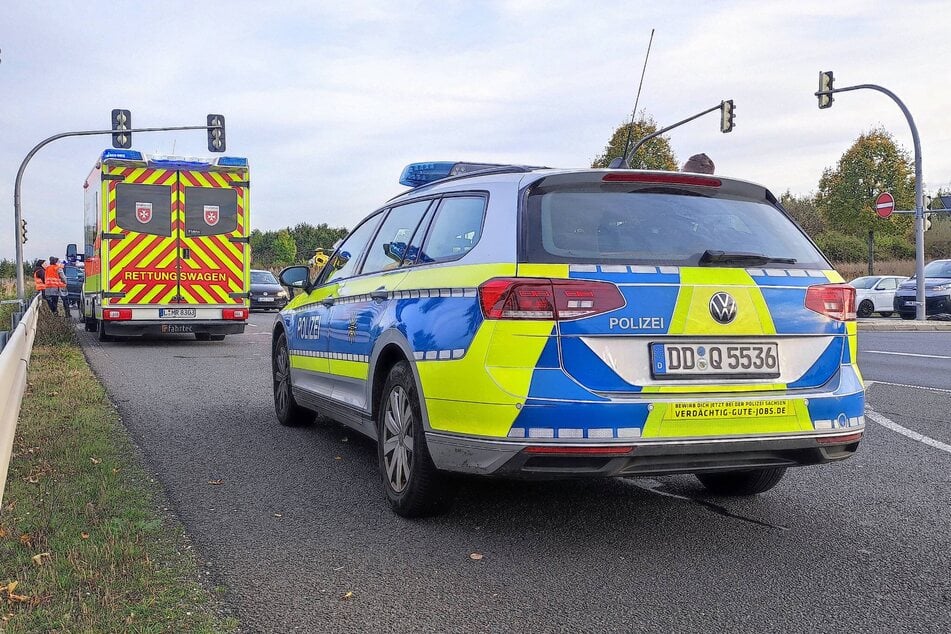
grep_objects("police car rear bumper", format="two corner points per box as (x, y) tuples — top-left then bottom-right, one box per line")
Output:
(100, 320), (247, 337)
(425, 430), (862, 478)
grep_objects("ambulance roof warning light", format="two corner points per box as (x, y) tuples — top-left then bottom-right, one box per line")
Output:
(101, 149), (144, 161)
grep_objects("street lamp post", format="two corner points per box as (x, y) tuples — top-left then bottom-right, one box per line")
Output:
(12, 122), (224, 302)
(815, 73), (926, 321)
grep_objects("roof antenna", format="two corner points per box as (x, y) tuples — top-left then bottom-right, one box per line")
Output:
(609, 29), (655, 169)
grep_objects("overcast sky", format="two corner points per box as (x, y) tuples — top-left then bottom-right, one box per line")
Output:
(3, 0), (951, 262)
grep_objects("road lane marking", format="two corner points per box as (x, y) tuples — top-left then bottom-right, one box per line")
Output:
(865, 379), (951, 395)
(865, 407), (951, 455)
(864, 350), (951, 360)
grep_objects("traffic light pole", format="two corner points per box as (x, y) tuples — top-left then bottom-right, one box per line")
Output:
(816, 82), (926, 320)
(12, 123), (222, 302)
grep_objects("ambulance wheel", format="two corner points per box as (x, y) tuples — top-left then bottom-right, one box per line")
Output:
(377, 361), (456, 518)
(880, 311), (892, 318)
(857, 300), (874, 318)
(97, 318), (115, 342)
(273, 332), (314, 426)
(695, 467), (786, 496)
(84, 315), (97, 332)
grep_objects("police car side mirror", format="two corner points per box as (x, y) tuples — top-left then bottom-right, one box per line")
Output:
(279, 265), (311, 291)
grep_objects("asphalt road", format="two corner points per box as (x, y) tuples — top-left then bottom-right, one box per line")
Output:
(76, 315), (951, 633)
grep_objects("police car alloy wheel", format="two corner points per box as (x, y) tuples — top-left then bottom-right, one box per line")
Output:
(273, 332), (315, 427)
(377, 361), (456, 517)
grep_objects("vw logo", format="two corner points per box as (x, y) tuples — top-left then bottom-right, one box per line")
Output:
(709, 292), (738, 324)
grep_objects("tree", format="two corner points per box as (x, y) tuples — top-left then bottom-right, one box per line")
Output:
(591, 111), (678, 170)
(271, 229), (297, 265)
(779, 191), (825, 238)
(815, 128), (914, 239)
(288, 223), (348, 259)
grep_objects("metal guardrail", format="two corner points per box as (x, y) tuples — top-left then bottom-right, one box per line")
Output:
(0, 295), (41, 503)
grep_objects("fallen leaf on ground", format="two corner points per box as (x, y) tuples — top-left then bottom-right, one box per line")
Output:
(341, 591), (354, 600)
(18, 534), (31, 547)
(273, 513), (283, 518)
(81, 532), (90, 540)
(112, 467), (121, 474)
(4, 581), (17, 595)
(208, 479), (224, 485)
(90, 457), (101, 465)
(0, 528), (7, 539)
(31, 552), (50, 566)
(469, 552), (484, 561)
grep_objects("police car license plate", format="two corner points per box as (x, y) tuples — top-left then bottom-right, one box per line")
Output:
(159, 308), (197, 318)
(650, 342), (780, 379)
(258, 297), (275, 302)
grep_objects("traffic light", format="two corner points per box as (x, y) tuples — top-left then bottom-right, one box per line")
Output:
(111, 109), (132, 148)
(818, 71), (834, 109)
(925, 213), (933, 231)
(19, 218), (27, 244)
(720, 100), (735, 133)
(207, 114), (226, 152)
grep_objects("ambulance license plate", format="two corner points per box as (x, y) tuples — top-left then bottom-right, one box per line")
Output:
(159, 308), (197, 318)
(650, 342), (780, 379)
(161, 323), (194, 333)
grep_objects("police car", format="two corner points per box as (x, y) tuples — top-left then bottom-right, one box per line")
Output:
(272, 162), (865, 517)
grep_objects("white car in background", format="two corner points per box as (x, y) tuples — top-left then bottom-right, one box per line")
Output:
(849, 275), (907, 318)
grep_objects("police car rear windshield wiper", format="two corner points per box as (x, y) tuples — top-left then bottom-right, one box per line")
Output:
(699, 250), (797, 266)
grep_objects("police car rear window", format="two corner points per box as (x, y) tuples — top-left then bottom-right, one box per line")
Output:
(522, 187), (827, 267)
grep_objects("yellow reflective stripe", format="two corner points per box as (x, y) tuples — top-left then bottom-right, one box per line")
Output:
(670, 267), (776, 336)
(398, 263), (515, 290)
(157, 285), (179, 304)
(641, 398), (810, 437)
(516, 263), (570, 279)
(139, 283), (167, 304)
(289, 355), (330, 373)
(179, 287), (198, 303)
(329, 359), (369, 380)
(135, 237), (175, 268)
(824, 269), (845, 283)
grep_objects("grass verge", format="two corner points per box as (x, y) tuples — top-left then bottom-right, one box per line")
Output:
(0, 307), (237, 632)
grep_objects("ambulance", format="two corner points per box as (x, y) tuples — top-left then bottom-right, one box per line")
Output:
(79, 149), (251, 341)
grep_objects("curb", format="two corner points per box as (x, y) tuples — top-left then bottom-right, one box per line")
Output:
(857, 320), (951, 331)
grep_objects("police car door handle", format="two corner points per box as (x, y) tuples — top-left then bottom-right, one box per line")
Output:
(370, 288), (388, 301)
(321, 297), (335, 307)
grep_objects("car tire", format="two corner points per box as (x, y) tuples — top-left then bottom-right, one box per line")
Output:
(901, 312), (915, 320)
(879, 311), (892, 318)
(857, 300), (874, 318)
(377, 360), (456, 518)
(272, 331), (314, 427)
(695, 467), (786, 496)
(97, 318), (114, 342)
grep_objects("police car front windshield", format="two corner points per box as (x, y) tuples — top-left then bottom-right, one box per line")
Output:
(526, 190), (827, 267)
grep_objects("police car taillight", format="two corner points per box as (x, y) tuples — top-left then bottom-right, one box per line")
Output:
(102, 308), (132, 320)
(222, 308), (247, 320)
(805, 284), (856, 321)
(479, 278), (625, 321)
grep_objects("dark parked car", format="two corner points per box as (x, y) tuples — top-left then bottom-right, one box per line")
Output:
(893, 259), (951, 319)
(63, 264), (84, 307)
(250, 269), (288, 310)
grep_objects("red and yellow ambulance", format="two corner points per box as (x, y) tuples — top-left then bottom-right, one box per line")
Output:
(80, 149), (250, 341)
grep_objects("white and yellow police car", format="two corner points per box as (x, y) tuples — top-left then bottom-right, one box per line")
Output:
(272, 162), (864, 517)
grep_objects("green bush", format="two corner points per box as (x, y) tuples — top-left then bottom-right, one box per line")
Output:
(874, 234), (915, 260)
(814, 231), (867, 262)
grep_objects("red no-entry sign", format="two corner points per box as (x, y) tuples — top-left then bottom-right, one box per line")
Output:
(875, 192), (895, 218)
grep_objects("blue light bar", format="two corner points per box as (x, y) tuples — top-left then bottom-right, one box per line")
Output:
(399, 162), (457, 187)
(217, 156), (248, 167)
(148, 159), (212, 169)
(101, 149), (144, 161)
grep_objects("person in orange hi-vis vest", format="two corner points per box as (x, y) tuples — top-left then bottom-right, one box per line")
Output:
(33, 259), (47, 295)
(43, 256), (67, 315)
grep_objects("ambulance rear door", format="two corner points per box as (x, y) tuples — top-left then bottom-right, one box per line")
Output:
(176, 168), (250, 306)
(102, 165), (179, 305)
